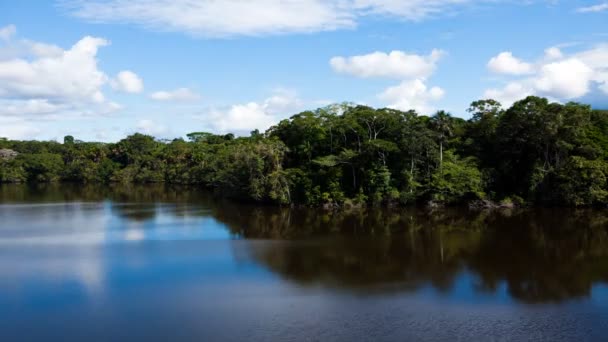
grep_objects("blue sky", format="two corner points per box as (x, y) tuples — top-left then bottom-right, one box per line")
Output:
(0, 1), (607, 141)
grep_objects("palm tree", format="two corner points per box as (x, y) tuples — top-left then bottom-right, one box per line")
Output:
(430, 110), (453, 171)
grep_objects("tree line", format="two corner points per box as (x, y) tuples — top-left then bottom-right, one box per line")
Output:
(2, 96), (608, 207)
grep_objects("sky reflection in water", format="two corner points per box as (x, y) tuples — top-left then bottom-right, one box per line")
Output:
(0, 184), (607, 341)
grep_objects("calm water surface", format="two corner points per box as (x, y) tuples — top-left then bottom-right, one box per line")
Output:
(1, 184), (607, 341)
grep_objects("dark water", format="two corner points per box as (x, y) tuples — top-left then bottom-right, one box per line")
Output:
(1, 184), (607, 341)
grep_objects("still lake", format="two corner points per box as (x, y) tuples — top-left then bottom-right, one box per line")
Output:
(0, 184), (607, 341)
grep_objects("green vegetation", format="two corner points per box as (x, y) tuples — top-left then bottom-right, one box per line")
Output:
(2, 96), (608, 207)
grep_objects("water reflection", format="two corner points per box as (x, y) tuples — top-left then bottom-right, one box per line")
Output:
(225, 208), (608, 303)
(1, 184), (608, 304)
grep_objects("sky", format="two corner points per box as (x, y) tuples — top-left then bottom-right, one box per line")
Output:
(0, 0), (607, 142)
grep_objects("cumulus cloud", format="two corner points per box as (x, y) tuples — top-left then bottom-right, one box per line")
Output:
(0, 116), (41, 140)
(111, 70), (144, 93)
(0, 40), (64, 61)
(576, 3), (608, 13)
(136, 119), (168, 136)
(330, 48), (446, 113)
(575, 45), (608, 96)
(207, 103), (277, 133)
(330, 49), (444, 79)
(544, 47), (563, 60)
(378, 79), (444, 114)
(574, 44), (608, 69)
(263, 88), (304, 113)
(59, 0), (493, 37)
(0, 24), (63, 61)
(600, 76), (608, 94)
(149, 88), (200, 102)
(487, 52), (534, 75)
(0, 24), (16, 41)
(483, 82), (533, 107)
(534, 59), (593, 99)
(0, 26), (134, 140)
(0, 36), (109, 102)
(0, 99), (63, 116)
(483, 44), (608, 106)
(196, 90), (302, 134)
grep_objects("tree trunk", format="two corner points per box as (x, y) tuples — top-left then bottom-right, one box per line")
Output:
(410, 155), (415, 174)
(439, 141), (443, 172)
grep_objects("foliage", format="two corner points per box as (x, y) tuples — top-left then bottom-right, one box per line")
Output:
(1, 97), (607, 207)
(428, 151), (484, 204)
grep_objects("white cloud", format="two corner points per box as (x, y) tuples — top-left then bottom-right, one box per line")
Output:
(0, 124), (41, 140)
(0, 99), (63, 116)
(576, 3), (608, 13)
(351, 0), (472, 20)
(24, 41), (64, 58)
(330, 49), (444, 79)
(0, 116), (41, 139)
(149, 88), (200, 102)
(0, 35), (109, 102)
(60, 0), (493, 37)
(111, 70), (143, 93)
(0, 40), (64, 60)
(534, 59), (593, 99)
(60, 0), (355, 38)
(483, 44), (608, 104)
(574, 44), (608, 70)
(330, 49), (447, 112)
(378, 79), (444, 114)
(599, 75), (608, 94)
(483, 82), (533, 107)
(0, 24), (16, 41)
(487, 52), (534, 75)
(196, 90), (303, 134)
(263, 88), (303, 113)
(544, 47), (563, 60)
(208, 102), (277, 133)
(0, 26), (137, 141)
(136, 119), (168, 136)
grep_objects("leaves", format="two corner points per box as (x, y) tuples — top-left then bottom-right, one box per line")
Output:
(2, 97), (608, 207)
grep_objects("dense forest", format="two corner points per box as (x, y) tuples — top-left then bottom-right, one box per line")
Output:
(2, 96), (608, 207)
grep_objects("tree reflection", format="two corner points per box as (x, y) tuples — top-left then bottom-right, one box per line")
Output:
(2, 183), (608, 303)
(215, 206), (608, 303)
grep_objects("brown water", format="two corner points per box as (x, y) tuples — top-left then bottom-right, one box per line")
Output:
(0, 184), (607, 341)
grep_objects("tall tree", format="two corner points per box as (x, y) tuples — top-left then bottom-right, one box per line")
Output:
(430, 110), (454, 172)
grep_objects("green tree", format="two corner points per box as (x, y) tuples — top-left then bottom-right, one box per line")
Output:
(430, 110), (454, 172)
(429, 151), (484, 204)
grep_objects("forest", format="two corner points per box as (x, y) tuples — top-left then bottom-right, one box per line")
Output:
(2, 96), (608, 207)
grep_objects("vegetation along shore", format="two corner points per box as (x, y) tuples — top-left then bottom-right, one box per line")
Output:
(2, 96), (608, 208)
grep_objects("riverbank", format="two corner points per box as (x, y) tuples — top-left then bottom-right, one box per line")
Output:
(3, 99), (608, 208)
